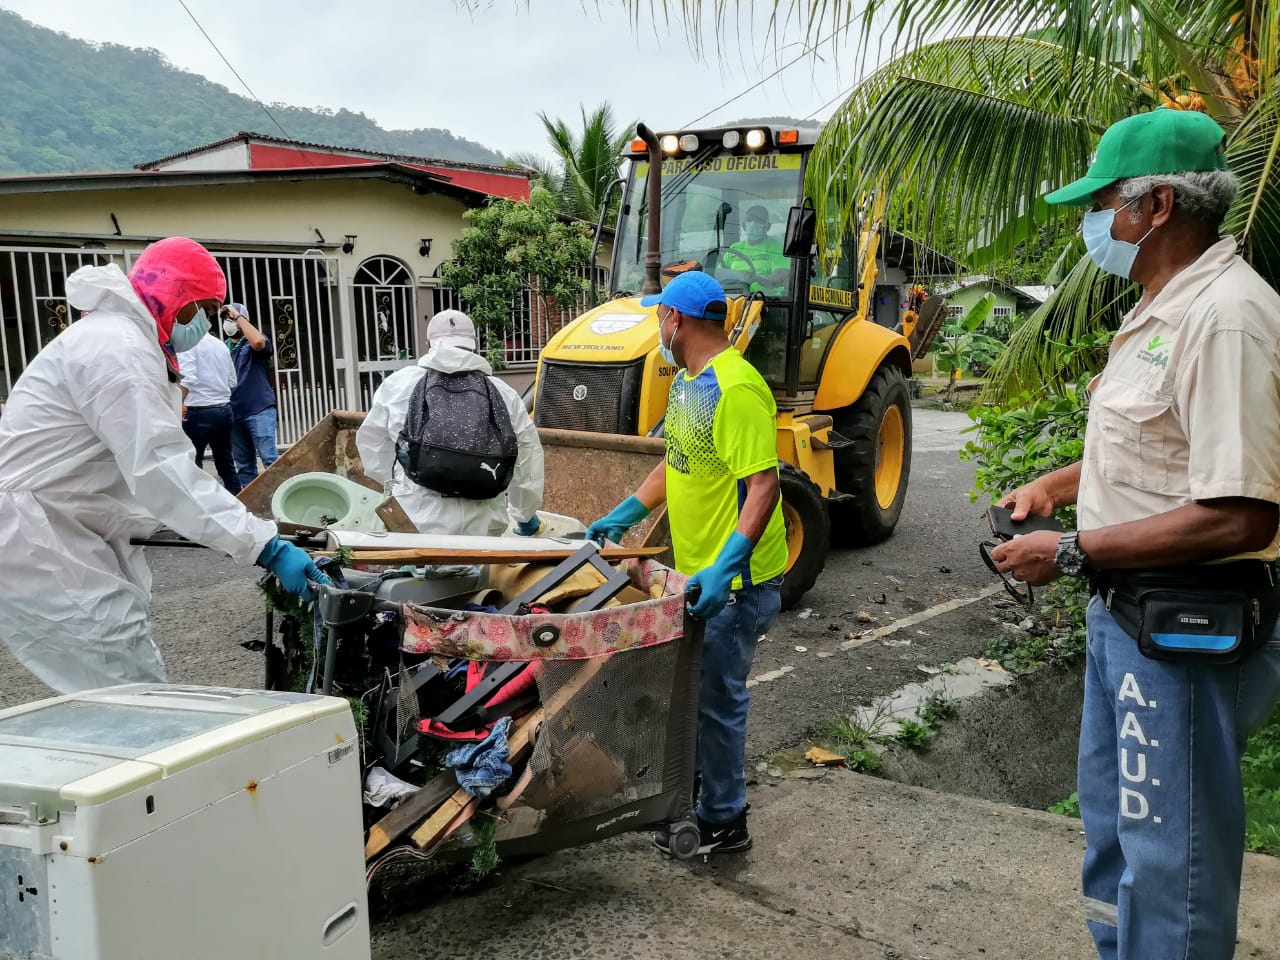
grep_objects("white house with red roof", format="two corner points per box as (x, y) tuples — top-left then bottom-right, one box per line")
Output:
(0, 134), (598, 441)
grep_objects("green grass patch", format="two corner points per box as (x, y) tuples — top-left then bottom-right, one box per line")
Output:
(919, 691), (957, 728)
(1048, 791), (1080, 818)
(846, 749), (884, 774)
(1243, 703), (1280, 855)
(895, 720), (932, 749)
(816, 713), (873, 748)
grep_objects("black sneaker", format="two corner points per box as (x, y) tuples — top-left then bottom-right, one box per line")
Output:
(653, 807), (751, 856)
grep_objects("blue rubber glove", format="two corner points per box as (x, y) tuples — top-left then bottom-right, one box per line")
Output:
(256, 536), (330, 602)
(585, 495), (651, 545)
(686, 532), (754, 620)
(514, 515), (543, 537)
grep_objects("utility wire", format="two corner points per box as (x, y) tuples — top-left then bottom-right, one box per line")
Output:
(176, 0), (296, 144)
(681, 26), (843, 129)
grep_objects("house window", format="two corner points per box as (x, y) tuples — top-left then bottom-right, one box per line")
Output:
(946, 305), (965, 319)
(991, 305), (1014, 319)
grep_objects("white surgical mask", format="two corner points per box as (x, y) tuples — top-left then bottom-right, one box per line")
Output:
(170, 307), (210, 353)
(658, 310), (679, 367)
(1082, 197), (1154, 279)
(222, 318), (240, 337)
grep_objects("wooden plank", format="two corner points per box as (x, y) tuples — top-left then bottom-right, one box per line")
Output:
(364, 772), (459, 861)
(317, 545), (666, 564)
(406, 656), (609, 853)
(406, 707), (544, 852)
(374, 497), (418, 534)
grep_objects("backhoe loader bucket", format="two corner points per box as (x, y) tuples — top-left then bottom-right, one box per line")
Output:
(238, 412), (671, 550)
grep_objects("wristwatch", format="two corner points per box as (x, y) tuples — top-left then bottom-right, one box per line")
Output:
(1054, 531), (1091, 577)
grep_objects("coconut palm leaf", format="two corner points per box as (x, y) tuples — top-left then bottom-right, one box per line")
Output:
(534, 103), (633, 223)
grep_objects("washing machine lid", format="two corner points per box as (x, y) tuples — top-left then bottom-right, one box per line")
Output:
(0, 686), (349, 814)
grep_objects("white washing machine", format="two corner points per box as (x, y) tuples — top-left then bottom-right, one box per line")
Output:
(0, 684), (370, 960)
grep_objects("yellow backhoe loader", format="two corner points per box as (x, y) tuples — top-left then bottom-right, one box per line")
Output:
(532, 122), (944, 609)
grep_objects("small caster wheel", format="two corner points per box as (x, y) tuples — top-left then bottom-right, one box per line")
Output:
(668, 820), (700, 860)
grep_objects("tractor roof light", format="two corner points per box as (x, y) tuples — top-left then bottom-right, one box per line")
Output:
(660, 134), (680, 154)
(630, 138), (647, 154)
(721, 130), (741, 149)
(678, 133), (699, 152)
(778, 128), (800, 145)
(744, 128), (767, 150)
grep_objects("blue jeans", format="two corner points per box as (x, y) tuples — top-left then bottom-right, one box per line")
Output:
(182, 403), (240, 494)
(697, 575), (782, 824)
(230, 407), (279, 489)
(1079, 596), (1280, 960)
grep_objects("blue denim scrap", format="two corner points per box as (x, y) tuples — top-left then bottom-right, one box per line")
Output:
(445, 716), (513, 798)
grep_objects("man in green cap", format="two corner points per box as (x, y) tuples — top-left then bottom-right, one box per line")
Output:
(990, 108), (1280, 960)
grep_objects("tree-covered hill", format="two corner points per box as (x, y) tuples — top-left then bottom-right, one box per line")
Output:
(0, 9), (506, 174)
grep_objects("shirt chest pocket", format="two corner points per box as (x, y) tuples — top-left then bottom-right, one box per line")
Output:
(1096, 395), (1172, 492)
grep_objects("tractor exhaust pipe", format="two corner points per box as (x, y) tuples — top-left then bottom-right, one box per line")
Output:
(636, 122), (662, 296)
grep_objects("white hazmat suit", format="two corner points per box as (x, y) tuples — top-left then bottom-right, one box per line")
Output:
(0, 264), (277, 693)
(356, 344), (544, 536)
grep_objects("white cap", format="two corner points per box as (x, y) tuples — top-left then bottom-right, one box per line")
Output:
(427, 309), (477, 351)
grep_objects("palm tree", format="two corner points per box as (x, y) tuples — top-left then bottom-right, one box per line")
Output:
(511, 102), (634, 223)
(583, 2), (1277, 398)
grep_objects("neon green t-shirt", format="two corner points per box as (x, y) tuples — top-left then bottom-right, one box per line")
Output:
(664, 348), (788, 587)
(727, 237), (789, 276)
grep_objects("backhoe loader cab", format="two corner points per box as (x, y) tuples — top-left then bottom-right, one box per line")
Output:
(533, 123), (919, 609)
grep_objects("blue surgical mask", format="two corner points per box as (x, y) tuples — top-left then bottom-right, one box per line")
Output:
(658, 311), (679, 367)
(1082, 197), (1155, 279)
(170, 307), (210, 353)
(745, 222), (767, 243)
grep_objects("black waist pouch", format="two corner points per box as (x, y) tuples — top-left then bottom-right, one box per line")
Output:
(1100, 563), (1276, 665)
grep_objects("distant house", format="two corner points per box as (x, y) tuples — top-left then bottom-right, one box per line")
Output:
(935, 275), (1051, 324)
(0, 133), (603, 442)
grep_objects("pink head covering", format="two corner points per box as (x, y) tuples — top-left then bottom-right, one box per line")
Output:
(128, 237), (227, 343)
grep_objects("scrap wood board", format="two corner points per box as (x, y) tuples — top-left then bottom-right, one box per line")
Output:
(319, 546), (666, 564)
(401, 656), (609, 854)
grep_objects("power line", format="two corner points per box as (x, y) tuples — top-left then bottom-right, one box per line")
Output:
(681, 27), (843, 128)
(804, 83), (858, 122)
(176, 0), (294, 143)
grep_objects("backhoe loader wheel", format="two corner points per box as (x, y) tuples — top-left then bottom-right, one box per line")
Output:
(779, 462), (829, 611)
(830, 365), (913, 547)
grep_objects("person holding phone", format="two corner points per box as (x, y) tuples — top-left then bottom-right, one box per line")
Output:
(220, 302), (279, 488)
(990, 109), (1280, 960)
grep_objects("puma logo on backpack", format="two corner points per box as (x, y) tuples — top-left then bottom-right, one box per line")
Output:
(395, 370), (518, 500)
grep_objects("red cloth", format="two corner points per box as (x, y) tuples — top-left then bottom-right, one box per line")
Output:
(128, 237), (227, 345)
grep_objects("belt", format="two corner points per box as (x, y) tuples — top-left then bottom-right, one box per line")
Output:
(186, 402), (232, 410)
(1093, 560), (1274, 603)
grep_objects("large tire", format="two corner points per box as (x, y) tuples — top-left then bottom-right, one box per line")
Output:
(778, 462), (829, 610)
(829, 365), (913, 547)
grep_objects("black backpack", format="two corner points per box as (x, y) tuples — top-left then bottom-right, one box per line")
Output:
(395, 370), (518, 499)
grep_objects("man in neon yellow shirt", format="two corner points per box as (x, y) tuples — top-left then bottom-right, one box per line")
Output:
(587, 270), (786, 855)
(725, 204), (791, 293)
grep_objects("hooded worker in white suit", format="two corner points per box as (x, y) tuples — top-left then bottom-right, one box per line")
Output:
(0, 237), (324, 693)
(356, 309), (544, 537)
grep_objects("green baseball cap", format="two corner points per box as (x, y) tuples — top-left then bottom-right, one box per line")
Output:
(1044, 107), (1229, 206)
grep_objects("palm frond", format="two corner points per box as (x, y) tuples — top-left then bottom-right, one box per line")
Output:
(809, 75), (1096, 267)
(981, 251), (1135, 402)
(1227, 85), (1280, 287)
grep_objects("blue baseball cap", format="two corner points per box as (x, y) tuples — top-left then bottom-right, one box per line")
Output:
(640, 270), (728, 320)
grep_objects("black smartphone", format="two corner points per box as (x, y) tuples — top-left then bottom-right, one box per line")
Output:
(986, 504), (1064, 541)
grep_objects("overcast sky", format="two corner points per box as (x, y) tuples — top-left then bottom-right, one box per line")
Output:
(3, 0), (880, 159)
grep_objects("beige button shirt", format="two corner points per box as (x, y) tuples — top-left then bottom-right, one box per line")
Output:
(1078, 236), (1280, 561)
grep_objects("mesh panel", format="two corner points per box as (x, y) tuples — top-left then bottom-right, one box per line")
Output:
(535, 362), (629, 433)
(519, 643), (680, 824)
(394, 663), (420, 741)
